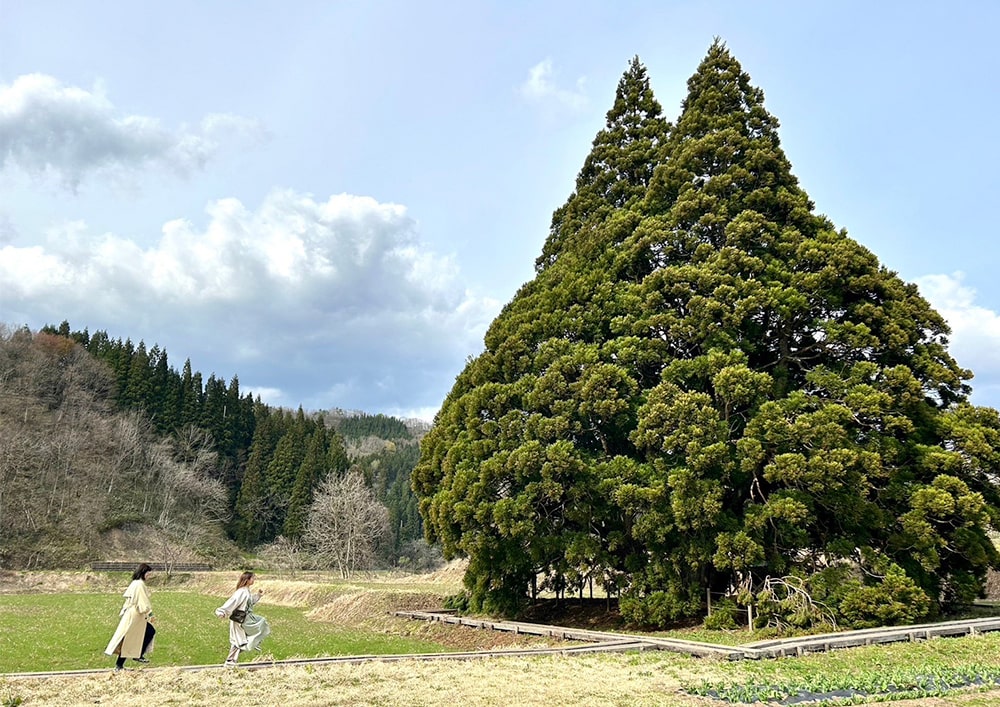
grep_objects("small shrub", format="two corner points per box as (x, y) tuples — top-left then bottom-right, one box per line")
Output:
(704, 599), (739, 630)
(442, 591), (471, 612)
(839, 564), (930, 628)
(256, 535), (305, 575)
(941, 569), (982, 610)
(97, 514), (146, 533)
(619, 588), (701, 627)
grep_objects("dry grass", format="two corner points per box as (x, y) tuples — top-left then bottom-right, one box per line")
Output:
(5, 654), (1000, 707)
(0, 569), (124, 594)
(2, 655), (680, 706)
(306, 590), (440, 623)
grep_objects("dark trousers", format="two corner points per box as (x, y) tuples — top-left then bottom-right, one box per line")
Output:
(114, 621), (157, 668)
(142, 622), (156, 656)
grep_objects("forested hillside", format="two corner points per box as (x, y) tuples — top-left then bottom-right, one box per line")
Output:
(0, 325), (231, 567)
(413, 44), (1000, 628)
(0, 322), (430, 570)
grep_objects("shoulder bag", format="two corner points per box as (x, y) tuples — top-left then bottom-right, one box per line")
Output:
(229, 596), (249, 624)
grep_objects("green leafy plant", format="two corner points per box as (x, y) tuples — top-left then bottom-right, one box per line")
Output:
(703, 598), (739, 630)
(442, 591), (471, 612)
(839, 564), (931, 628)
(684, 664), (1000, 704)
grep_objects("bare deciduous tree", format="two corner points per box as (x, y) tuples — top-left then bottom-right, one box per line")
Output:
(304, 468), (390, 579)
(257, 535), (304, 577)
(149, 438), (228, 575)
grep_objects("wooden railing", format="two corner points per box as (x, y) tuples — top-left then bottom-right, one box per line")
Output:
(89, 562), (213, 572)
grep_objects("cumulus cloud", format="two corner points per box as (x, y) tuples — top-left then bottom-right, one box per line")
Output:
(0, 190), (498, 418)
(519, 59), (588, 112)
(916, 272), (1000, 406)
(0, 74), (265, 189)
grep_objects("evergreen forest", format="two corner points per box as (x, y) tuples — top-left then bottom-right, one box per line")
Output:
(0, 321), (428, 571)
(412, 42), (1000, 629)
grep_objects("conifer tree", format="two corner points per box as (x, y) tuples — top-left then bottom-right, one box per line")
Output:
(326, 430), (349, 477)
(179, 360), (203, 426)
(537, 56), (670, 272)
(86, 330), (112, 359)
(414, 56), (670, 615)
(262, 408), (309, 539)
(414, 42), (1000, 625)
(233, 405), (285, 546)
(200, 375), (228, 445)
(284, 426), (329, 539)
(123, 341), (152, 408)
(615, 40), (996, 623)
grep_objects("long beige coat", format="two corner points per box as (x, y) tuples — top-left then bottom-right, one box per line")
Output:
(104, 579), (153, 658)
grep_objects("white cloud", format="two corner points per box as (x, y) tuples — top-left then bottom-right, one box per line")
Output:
(916, 272), (1000, 405)
(0, 74), (265, 189)
(0, 189), (499, 414)
(519, 59), (588, 112)
(242, 386), (285, 407)
(390, 406), (441, 424)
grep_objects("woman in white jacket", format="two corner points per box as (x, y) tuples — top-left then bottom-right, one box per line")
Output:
(215, 570), (270, 665)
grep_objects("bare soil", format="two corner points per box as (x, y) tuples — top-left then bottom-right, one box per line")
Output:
(513, 597), (626, 632)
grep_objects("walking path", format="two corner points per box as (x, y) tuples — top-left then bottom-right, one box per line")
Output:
(395, 610), (1000, 661)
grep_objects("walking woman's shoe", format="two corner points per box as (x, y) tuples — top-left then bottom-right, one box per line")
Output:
(133, 657), (150, 663)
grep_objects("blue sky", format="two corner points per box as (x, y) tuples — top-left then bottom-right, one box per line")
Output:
(1, 1), (998, 421)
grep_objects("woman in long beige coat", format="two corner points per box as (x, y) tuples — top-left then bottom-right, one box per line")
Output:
(104, 563), (156, 671)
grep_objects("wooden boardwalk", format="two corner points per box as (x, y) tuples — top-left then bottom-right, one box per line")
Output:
(743, 616), (1000, 659)
(395, 610), (1000, 661)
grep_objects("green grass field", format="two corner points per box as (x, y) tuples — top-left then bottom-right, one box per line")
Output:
(0, 590), (448, 673)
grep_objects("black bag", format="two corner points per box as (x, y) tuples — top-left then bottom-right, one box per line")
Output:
(230, 597), (249, 624)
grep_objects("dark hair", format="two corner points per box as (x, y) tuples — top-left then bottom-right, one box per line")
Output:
(132, 563), (153, 581)
(236, 571), (255, 589)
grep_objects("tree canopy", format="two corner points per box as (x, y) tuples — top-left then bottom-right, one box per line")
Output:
(413, 42), (1000, 627)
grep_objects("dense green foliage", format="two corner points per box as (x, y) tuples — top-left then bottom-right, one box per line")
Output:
(232, 405), (350, 546)
(413, 43), (1000, 626)
(336, 412), (412, 440)
(353, 442), (424, 563)
(685, 663), (1000, 705)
